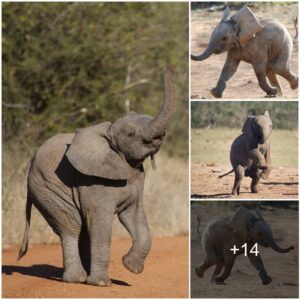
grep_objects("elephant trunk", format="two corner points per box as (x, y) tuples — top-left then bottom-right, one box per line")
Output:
(144, 67), (174, 140)
(266, 235), (294, 253)
(191, 43), (214, 61)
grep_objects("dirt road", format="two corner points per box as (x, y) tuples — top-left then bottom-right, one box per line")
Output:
(191, 203), (298, 298)
(2, 236), (188, 298)
(191, 163), (298, 199)
(191, 4), (298, 99)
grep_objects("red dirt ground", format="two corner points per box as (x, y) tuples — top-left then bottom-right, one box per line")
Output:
(2, 236), (188, 298)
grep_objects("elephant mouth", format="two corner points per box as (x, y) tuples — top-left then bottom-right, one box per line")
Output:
(214, 48), (226, 54)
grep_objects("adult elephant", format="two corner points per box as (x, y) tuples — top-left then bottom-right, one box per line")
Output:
(191, 6), (298, 98)
(18, 68), (174, 286)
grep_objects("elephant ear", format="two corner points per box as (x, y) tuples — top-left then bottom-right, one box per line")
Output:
(227, 206), (254, 242)
(221, 6), (231, 22)
(231, 6), (263, 47)
(242, 116), (255, 139)
(66, 122), (135, 180)
(264, 110), (270, 118)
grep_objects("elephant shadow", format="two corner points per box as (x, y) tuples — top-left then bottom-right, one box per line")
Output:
(191, 193), (232, 199)
(2, 264), (131, 286)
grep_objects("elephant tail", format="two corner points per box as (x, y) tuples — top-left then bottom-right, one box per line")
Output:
(219, 169), (234, 178)
(17, 193), (33, 261)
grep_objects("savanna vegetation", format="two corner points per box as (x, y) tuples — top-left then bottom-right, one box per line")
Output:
(3, 2), (189, 247)
(191, 101), (298, 130)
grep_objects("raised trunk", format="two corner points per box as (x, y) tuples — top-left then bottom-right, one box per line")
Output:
(267, 235), (294, 253)
(191, 45), (214, 61)
(144, 67), (174, 140)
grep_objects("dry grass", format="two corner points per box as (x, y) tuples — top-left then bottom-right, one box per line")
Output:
(2, 143), (188, 248)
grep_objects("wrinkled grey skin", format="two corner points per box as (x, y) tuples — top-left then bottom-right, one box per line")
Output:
(191, 6), (298, 98)
(220, 111), (272, 195)
(195, 206), (294, 285)
(18, 68), (174, 286)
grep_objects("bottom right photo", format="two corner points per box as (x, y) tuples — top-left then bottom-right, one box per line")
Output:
(190, 201), (298, 298)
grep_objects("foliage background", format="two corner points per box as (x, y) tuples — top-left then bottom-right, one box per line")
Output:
(191, 101), (298, 129)
(3, 2), (188, 156)
(3, 2), (189, 247)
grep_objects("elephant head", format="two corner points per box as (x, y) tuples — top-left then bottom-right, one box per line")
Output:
(242, 111), (272, 144)
(66, 67), (174, 180)
(228, 206), (294, 253)
(191, 6), (263, 61)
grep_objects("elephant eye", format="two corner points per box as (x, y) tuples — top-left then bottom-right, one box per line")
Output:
(222, 37), (227, 41)
(127, 130), (135, 137)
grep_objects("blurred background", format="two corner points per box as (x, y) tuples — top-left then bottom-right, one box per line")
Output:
(3, 2), (189, 247)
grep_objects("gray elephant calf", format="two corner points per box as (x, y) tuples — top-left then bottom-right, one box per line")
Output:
(220, 111), (272, 195)
(18, 68), (174, 286)
(191, 6), (298, 98)
(196, 206), (294, 285)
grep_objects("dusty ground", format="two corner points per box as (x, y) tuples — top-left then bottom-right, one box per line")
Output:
(191, 4), (298, 99)
(191, 163), (298, 199)
(2, 236), (188, 298)
(191, 203), (299, 298)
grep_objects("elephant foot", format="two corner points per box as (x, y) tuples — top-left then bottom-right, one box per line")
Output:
(231, 190), (238, 196)
(215, 277), (226, 285)
(262, 276), (272, 285)
(86, 274), (112, 286)
(63, 268), (87, 283)
(290, 77), (298, 89)
(266, 87), (278, 96)
(251, 188), (258, 193)
(195, 266), (204, 278)
(122, 254), (144, 274)
(210, 87), (223, 98)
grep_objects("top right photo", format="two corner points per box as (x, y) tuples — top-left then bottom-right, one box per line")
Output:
(191, 2), (298, 99)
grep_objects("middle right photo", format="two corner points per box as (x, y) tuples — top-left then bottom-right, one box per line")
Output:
(191, 101), (298, 199)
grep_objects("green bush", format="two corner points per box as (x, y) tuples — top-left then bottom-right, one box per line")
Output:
(3, 2), (188, 157)
(191, 101), (298, 130)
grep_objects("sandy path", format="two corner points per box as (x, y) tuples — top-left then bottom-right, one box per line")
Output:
(2, 236), (188, 298)
(191, 163), (298, 199)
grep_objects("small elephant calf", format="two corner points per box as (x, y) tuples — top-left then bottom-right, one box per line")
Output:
(220, 111), (272, 195)
(196, 206), (294, 285)
(191, 6), (298, 98)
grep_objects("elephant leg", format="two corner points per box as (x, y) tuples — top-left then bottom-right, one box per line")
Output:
(214, 254), (236, 284)
(272, 54), (298, 89)
(86, 210), (114, 286)
(118, 200), (151, 274)
(250, 171), (261, 193)
(210, 261), (224, 283)
(79, 225), (91, 274)
(253, 63), (278, 96)
(248, 253), (272, 285)
(60, 234), (87, 283)
(195, 259), (215, 278)
(232, 166), (244, 196)
(211, 54), (240, 98)
(261, 147), (271, 180)
(266, 68), (283, 95)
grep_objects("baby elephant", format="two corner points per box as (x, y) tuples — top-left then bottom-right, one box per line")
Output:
(191, 6), (298, 98)
(196, 206), (294, 285)
(220, 111), (272, 195)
